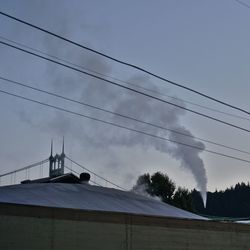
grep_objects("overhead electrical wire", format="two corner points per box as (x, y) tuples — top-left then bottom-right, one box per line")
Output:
(0, 10), (249, 115)
(234, 0), (250, 9)
(1, 40), (250, 134)
(1, 88), (250, 164)
(1, 75), (250, 156)
(0, 35), (249, 122)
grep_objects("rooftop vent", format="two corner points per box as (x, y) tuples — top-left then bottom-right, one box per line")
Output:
(80, 172), (90, 184)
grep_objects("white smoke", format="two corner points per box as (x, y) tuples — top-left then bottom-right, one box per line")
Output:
(74, 68), (207, 205)
(109, 77), (207, 206)
(131, 183), (161, 201)
(168, 125), (207, 206)
(14, 12), (207, 205)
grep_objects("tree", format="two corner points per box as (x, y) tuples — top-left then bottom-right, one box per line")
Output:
(132, 173), (152, 195)
(150, 172), (176, 203)
(132, 172), (195, 211)
(172, 187), (194, 212)
(132, 172), (176, 202)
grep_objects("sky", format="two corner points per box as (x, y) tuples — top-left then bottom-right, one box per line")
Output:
(0, 0), (250, 194)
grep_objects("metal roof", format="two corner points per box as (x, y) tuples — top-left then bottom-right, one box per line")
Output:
(0, 183), (206, 220)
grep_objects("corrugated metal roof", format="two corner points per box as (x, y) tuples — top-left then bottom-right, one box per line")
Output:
(0, 183), (206, 220)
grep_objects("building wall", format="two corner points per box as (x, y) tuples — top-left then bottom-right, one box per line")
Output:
(0, 203), (250, 250)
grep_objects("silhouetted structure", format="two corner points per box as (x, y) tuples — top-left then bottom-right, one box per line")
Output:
(49, 139), (65, 178)
(21, 139), (91, 185)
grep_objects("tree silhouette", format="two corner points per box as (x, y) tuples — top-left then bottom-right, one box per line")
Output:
(132, 172), (194, 211)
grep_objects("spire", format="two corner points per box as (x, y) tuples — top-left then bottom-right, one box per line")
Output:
(62, 136), (64, 155)
(61, 136), (65, 158)
(49, 139), (54, 177)
(60, 137), (65, 175)
(50, 139), (53, 157)
(49, 139), (54, 162)
(49, 138), (64, 178)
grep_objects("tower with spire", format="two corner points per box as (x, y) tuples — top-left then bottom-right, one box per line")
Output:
(49, 138), (65, 178)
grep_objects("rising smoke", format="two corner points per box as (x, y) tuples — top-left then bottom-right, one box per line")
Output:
(15, 10), (207, 205)
(110, 76), (207, 206)
(51, 51), (207, 205)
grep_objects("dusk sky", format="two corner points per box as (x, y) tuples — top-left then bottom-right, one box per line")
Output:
(1, 0), (250, 194)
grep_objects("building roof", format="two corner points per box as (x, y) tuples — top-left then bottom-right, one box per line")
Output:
(21, 173), (81, 184)
(0, 183), (206, 220)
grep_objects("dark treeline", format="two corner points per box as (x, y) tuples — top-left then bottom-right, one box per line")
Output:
(192, 182), (250, 218)
(133, 172), (250, 218)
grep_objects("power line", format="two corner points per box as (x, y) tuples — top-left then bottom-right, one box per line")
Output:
(66, 157), (126, 190)
(234, 0), (250, 9)
(1, 35), (249, 122)
(1, 75), (250, 155)
(1, 88), (250, 164)
(1, 40), (250, 133)
(0, 11), (249, 116)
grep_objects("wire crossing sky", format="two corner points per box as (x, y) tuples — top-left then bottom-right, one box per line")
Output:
(1, 0), (250, 192)
(1, 40), (250, 133)
(0, 10), (250, 116)
(1, 88), (250, 165)
(1, 75), (250, 155)
(1, 34), (249, 122)
(234, 0), (250, 9)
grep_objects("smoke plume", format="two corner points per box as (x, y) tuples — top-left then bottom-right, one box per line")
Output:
(16, 16), (207, 205)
